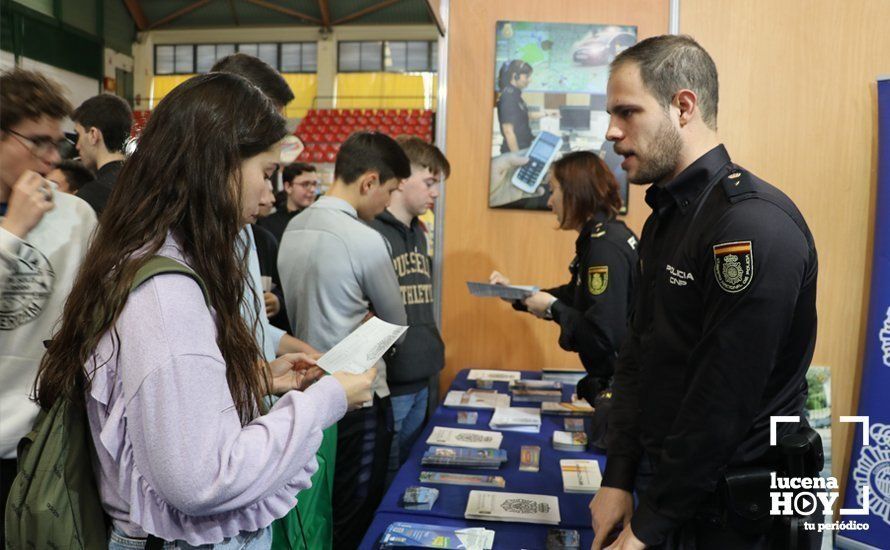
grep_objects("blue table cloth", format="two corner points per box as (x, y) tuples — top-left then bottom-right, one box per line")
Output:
(359, 369), (606, 549)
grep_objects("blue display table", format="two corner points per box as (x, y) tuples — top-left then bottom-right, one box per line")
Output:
(359, 369), (605, 549)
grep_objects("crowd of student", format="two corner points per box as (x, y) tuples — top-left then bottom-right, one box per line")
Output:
(0, 51), (453, 549)
(1, 34), (822, 550)
(0, 44), (637, 547)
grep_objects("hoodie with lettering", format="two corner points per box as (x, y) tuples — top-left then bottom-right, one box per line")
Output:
(369, 210), (444, 396)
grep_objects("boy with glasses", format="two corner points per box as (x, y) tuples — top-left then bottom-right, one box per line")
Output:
(0, 68), (97, 544)
(259, 162), (320, 243)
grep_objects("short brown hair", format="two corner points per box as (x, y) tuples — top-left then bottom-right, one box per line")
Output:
(396, 135), (451, 179)
(611, 34), (719, 130)
(551, 151), (622, 229)
(1, 68), (72, 130)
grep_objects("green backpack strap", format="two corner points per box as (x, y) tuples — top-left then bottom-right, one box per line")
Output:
(132, 256), (209, 305)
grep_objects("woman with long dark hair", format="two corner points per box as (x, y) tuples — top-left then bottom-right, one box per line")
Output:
(35, 73), (374, 548)
(490, 151), (639, 400)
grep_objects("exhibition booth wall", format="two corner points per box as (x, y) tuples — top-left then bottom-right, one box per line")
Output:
(438, 0), (890, 488)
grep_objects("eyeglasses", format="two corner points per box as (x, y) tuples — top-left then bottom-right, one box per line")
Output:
(4, 128), (74, 159)
(296, 180), (319, 190)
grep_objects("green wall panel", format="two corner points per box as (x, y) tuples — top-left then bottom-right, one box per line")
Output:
(104, 0), (134, 55)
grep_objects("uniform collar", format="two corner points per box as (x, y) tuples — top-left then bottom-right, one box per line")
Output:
(645, 144), (732, 215)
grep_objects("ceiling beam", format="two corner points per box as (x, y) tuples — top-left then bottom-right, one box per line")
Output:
(148, 0), (213, 30)
(244, 0), (322, 25)
(317, 0), (331, 30)
(332, 0), (404, 25)
(424, 0), (444, 36)
(123, 0), (149, 31)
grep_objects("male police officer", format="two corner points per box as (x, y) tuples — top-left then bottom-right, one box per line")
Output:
(590, 35), (819, 549)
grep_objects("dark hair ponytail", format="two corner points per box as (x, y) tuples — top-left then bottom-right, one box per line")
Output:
(497, 60), (533, 91)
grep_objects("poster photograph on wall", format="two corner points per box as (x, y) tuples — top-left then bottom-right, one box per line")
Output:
(489, 21), (636, 211)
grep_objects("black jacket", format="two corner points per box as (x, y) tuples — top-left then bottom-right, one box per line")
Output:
(251, 224), (289, 333)
(258, 203), (303, 245)
(517, 213), (639, 386)
(77, 160), (123, 216)
(604, 145), (818, 546)
(369, 210), (444, 395)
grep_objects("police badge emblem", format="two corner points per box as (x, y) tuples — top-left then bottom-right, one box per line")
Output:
(588, 266), (608, 295)
(713, 241), (753, 293)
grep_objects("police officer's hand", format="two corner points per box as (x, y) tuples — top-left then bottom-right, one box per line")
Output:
(603, 526), (645, 550)
(0, 170), (55, 239)
(524, 291), (557, 318)
(590, 487), (634, 550)
(489, 270), (511, 286)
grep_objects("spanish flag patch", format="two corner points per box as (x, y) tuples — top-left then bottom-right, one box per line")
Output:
(712, 241), (753, 293)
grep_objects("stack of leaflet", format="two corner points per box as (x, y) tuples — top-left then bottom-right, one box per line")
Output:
(489, 407), (542, 433)
(402, 486), (440, 510)
(421, 446), (507, 470)
(380, 522), (495, 550)
(511, 389), (562, 403)
(465, 491), (561, 525)
(541, 368), (586, 386)
(427, 426), (504, 449)
(559, 459), (602, 493)
(541, 400), (595, 416)
(419, 471), (506, 488)
(509, 379), (563, 391)
(553, 430), (588, 452)
(444, 389), (511, 409)
(467, 369), (521, 382)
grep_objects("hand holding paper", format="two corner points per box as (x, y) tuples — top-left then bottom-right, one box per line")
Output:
(316, 317), (407, 375)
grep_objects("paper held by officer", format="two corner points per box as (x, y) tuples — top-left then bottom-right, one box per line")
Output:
(316, 317), (407, 374)
(467, 281), (539, 300)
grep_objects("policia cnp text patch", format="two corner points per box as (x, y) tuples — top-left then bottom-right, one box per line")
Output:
(712, 241), (753, 293)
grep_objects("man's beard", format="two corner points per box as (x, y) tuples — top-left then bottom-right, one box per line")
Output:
(630, 116), (682, 185)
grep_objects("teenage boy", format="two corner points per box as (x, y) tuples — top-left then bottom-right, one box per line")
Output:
(278, 131), (410, 549)
(370, 136), (450, 469)
(0, 69), (97, 543)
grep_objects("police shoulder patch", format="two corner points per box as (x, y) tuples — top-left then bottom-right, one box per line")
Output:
(721, 169), (755, 201)
(588, 266), (608, 295)
(713, 241), (753, 293)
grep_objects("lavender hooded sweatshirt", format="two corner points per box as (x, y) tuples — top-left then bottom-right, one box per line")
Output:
(85, 237), (347, 545)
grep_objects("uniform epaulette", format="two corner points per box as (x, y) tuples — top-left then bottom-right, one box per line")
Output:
(591, 222), (606, 238)
(721, 169), (755, 202)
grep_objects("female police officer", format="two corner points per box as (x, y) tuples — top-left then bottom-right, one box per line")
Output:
(496, 60), (559, 153)
(490, 151), (638, 401)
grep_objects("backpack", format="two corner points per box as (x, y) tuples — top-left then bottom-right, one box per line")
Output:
(4, 256), (208, 549)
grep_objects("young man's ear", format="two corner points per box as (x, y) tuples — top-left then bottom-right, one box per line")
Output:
(88, 126), (103, 147)
(357, 170), (380, 194)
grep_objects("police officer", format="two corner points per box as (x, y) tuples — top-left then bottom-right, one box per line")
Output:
(490, 151), (639, 401)
(589, 35), (820, 550)
(496, 60), (535, 153)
